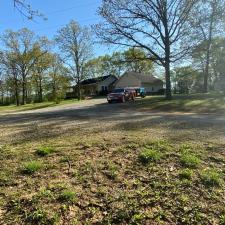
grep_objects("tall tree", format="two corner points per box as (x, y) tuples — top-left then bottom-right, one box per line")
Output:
(1, 29), (48, 104)
(122, 48), (154, 73)
(95, 0), (196, 99)
(55, 20), (93, 100)
(189, 0), (225, 93)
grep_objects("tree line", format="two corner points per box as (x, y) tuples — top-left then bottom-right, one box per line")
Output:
(1, 0), (225, 105)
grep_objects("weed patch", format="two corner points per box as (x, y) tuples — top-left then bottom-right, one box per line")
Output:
(138, 148), (162, 164)
(200, 169), (223, 187)
(36, 146), (55, 156)
(22, 161), (44, 175)
(180, 153), (201, 168)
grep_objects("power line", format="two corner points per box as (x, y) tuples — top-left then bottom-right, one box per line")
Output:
(0, 0), (101, 26)
(46, 1), (100, 16)
(34, 18), (100, 32)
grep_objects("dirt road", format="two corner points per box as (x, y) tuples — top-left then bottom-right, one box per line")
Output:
(0, 98), (225, 145)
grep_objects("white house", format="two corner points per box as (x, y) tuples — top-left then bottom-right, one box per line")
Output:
(115, 71), (163, 93)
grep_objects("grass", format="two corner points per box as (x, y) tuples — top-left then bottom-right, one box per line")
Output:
(133, 93), (225, 113)
(36, 146), (55, 156)
(0, 94), (225, 224)
(22, 161), (44, 174)
(179, 169), (193, 180)
(138, 148), (162, 164)
(200, 168), (223, 187)
(0, 98), (80, 114)
(58, 190), (77, 203)
(180, 153), (201, 168)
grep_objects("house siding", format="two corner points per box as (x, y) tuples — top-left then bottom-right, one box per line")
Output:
(142, 82), (163, 93)
(97, 76), (118, 92)
(115, 73), (141, 88)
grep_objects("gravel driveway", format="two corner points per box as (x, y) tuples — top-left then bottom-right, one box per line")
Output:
(0, 98), (225, 145)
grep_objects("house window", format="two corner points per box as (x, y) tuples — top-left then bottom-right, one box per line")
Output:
(101, 86), (107, 91)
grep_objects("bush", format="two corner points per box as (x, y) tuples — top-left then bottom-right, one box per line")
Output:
(139, 148), (161, 164)
(180, 153), (201, 168)
(200, 169), (222, 187)
(36, 146), (55, 156)
(179, 169), (193, 180)
(23, 161), (43, 174)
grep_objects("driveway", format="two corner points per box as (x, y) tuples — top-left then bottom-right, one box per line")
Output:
(0, 98), (225, 145)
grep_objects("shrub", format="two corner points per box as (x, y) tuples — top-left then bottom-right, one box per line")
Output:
(58, 190), (76, 202)
(180, 153), (201, 168)
(200, 169), (222, 187)
(36, 146), (54, 156)
(138, 148), (161, 164)
(179, 169), (193, 180)
(23, 161), (43, 174)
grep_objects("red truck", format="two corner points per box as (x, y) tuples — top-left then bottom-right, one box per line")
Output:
(107, 88), (136, 103)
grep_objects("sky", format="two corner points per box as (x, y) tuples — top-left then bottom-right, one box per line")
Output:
(0, 0), (108, 55)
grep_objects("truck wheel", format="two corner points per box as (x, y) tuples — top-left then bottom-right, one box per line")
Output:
(108, 100), (112, 104)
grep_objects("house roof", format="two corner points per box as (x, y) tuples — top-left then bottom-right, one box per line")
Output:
(124, 71), (163, 84)
(80, 75), (114, 85)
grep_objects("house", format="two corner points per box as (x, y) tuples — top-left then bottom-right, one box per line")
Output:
(115, 71), (164, 94)
(66, 75), (118, 98)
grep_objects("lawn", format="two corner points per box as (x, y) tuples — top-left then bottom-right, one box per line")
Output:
(0, 99), (79, 114)
(134, 93), (225, 113)
(0, 94), (224, 224)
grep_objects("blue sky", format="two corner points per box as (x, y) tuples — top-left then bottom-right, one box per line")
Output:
(0, 0), (109, 55)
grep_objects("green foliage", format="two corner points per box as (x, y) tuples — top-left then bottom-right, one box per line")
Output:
(138, 148), (161, 164)
(104, 162), (118, 180)
(180, 153), (201, 168)
(28, 209), (59, 225)
(22, 161), (43, 174)
(36, 146), (55, 156)
(179, 169), (193, 180)
(58, 190), (77, 202)
(200, 169), (222, 187)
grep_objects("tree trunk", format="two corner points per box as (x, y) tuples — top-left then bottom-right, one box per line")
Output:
(38, 77), (43, 102)
(204, 49), (210, 93)
(203, 1), (215, 93)
(165, 62), (172, 100)
(77, 81), (81, 101)
(22, 78), (26, 105)
(14, 79), (19, 106)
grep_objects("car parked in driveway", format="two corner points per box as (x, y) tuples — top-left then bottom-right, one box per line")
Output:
(107, 88), (135, 103)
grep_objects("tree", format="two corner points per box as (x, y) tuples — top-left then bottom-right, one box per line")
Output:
(1, 29), (48, 104)
(0, 51), (21, 105)
(85, 48), (154, 78)
(46, 54), (70, 102)
(95, 0), (196, 99)
(188, 0), (225, 93)
(172, 66), (198, 94)
(55, 20), (93, 100)
(122, 48), (154, 73)
(31, 38), (52, 102)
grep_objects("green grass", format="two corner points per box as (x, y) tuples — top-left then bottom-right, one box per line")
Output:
(36, 146), (55, 156)
(22, 161), (44, 174)
(0, 99), (79, 114)
(1, 94), (225, 224)
(133, 93), (225, 113)
(180, 153), (201, 168)
(179, 169), (193, 180)
(138, 148), (162, 164)
(58, 190), (77, 203)
(200, 168), (223, 187)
